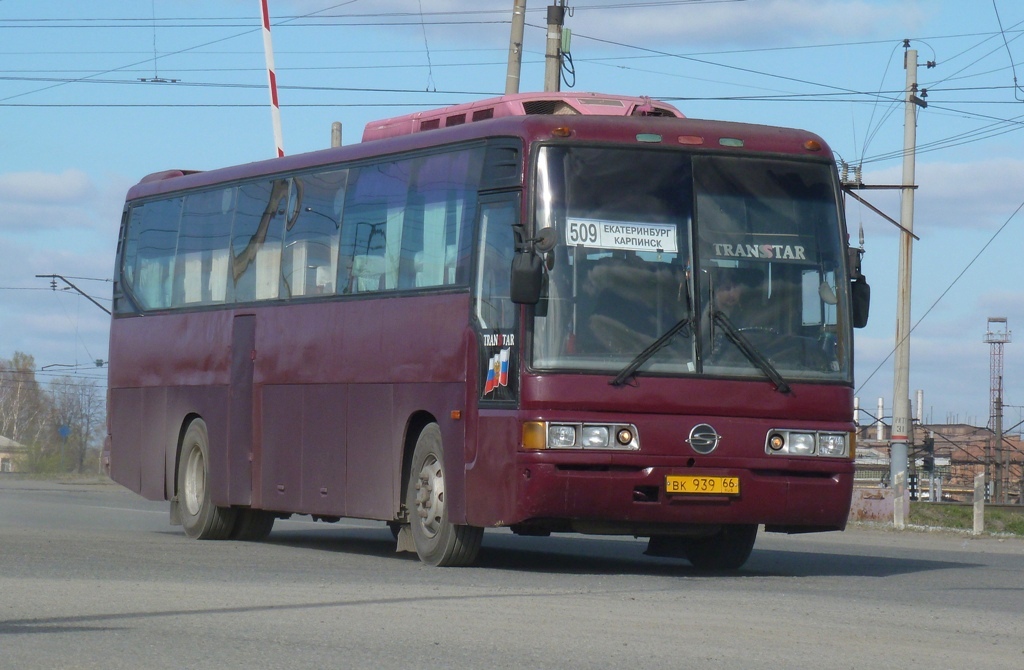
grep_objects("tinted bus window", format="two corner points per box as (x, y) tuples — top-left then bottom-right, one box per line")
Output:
(122, 196), (183, 310)
(339, 148), (482, 294)
(694, 155), (847, 379)
(402, 151), (478, 289)
(475, 197), (518, 331)
(282, 170), (346, 298)
(230, 179), (289, 302)
(174, 188), (234, 307)
(340, 162), (409, 293)
(532, 146), (694, 372)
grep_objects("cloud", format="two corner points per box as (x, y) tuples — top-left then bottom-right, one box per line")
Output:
(266, 0), (924, 51)
(0, 168), (123, 367)
(917, 160), (1024, 230)
(570, 0), (925, 49)
(0, 169), (130, 234)
(0, 169), (93, 205)
(853, 276), (1024, 424)
(0, 231), (113, 369)
(857, 158), (1024, 237)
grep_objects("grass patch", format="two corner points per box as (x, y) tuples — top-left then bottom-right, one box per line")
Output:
(909, 502), (1024, 535)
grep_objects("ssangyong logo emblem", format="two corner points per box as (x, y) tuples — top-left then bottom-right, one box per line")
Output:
(687, 423), (720, 454)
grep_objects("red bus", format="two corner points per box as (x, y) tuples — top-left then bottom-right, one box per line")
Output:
(105, 92), (869, 569)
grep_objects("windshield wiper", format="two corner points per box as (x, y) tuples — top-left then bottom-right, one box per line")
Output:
(711, 311), (791, 394)
(610, 316), (692, 387)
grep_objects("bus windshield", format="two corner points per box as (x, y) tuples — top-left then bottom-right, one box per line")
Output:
(531, 145), (850, 384)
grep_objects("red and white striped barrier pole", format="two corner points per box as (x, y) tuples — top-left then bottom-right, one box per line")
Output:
(260, 0), (284, 157)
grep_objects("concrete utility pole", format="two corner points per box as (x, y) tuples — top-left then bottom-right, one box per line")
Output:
(544, 2), (566, 92)
(505, 0), (527, 94)
(890, 45), (925, 528)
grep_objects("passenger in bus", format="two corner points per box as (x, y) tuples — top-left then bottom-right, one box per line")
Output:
(703, 266), (767, 351)
(712, 267), (763, 319)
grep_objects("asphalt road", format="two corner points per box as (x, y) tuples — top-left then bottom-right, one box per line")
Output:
(1, 477), (1022, 669)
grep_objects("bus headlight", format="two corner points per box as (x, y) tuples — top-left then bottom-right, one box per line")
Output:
(818, 433), (848, 457)
(521, 422), (640, 450)
(789, 433), (816, 455)
(580, 425), (609, 447)
(764, 430), (850, 458)
(549, 424), (578, 448)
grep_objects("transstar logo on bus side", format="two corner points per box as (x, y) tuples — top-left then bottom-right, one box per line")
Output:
(483, 333), (515, 347)
(566, 218), (678, 253)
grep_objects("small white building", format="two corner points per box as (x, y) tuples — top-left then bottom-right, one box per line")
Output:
(0, 435), (27, 472)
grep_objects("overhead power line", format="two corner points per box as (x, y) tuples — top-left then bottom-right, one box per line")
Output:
(856, 197), (1024, 395)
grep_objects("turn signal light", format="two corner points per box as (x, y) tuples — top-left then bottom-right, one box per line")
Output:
(522, 421), (547, 450)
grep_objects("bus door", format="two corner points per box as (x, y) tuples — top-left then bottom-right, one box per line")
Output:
(466, 193), (520, 525)
(474, 194), (519, 403)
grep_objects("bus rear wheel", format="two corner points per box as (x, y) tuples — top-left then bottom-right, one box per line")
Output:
(406, 423), (482, 567)
(231, 509), (275, 541)
(177, 418), (236, 540)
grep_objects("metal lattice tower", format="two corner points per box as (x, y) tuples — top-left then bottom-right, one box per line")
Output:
(984, 317), (1011, 428)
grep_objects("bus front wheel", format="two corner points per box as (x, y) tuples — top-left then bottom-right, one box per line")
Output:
(683, 524), (758, 570)
(406, 423), (483, 566)
(177, 418), (237, 540)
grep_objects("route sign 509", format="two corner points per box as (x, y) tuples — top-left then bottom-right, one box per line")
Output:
(567, 220), (600, 245)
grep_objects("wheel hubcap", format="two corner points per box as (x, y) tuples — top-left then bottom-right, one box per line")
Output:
(414, 455), (444, 538)
(183, 447), (205, 516)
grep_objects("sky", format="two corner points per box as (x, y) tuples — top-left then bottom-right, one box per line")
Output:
(2, 0), (1023, 433)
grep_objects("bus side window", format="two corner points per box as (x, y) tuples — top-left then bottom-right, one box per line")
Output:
(339, 163), (404, 294)
(337, 148), (482, 294)
(123, 197), (183, 310)
(475, 196), (519, 331)
(281, 170), (345, 298)
(341, 210), (388, 294)
(404, 150), (478, 289)
(230, 179), (288, 302)
(174, 188), (234, 307)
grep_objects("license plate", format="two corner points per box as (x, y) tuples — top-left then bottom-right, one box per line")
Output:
(665, 475), (740, 496)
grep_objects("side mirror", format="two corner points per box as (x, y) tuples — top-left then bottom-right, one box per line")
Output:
(509, 226), (556, 305)
(851, 277), (870, 328)
(510, 252), (543, 305)
(847, 245), (864, 279)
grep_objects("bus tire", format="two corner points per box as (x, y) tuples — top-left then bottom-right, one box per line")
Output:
(683, 524), (758, 570)
(407, 423), (483, 567)
(231, 510), (275, 541)
(177, 418), (236, 540)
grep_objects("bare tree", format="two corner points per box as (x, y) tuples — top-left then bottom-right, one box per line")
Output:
(49, 375), (105, 473)
(0, 352), (49, 450)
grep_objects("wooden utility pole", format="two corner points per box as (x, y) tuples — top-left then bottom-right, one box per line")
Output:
(544, 2), (566, 92)
(505, 0), (527, 94)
